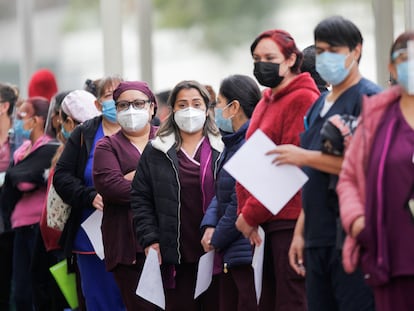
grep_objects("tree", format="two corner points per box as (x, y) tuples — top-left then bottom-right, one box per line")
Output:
(153, 0), (278, 51)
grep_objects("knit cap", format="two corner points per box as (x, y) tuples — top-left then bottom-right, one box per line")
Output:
(28, 69), (58, 102)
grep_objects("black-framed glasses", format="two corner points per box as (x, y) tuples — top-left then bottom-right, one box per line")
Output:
(115, 99), (151, 111)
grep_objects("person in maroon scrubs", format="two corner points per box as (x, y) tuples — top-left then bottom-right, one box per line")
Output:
(93, 81), (159, 310)
(131, 80), (223, 311)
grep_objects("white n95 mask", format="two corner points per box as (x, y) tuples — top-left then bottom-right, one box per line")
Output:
(174, 107), (206, 133)
(117, 108), (149, 132)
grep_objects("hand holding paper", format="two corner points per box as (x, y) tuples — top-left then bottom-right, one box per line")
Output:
(223, 129), (308, 216)
(235, 213), (255, 239)
(252, 226), (265, 304)
(136, 248), (165, 309)
(249, 227), (263, 247)
(266, 144), (308, 167)
(201, 228), (215, 252)
(194, 250), (215, 299)
(145, 243), (162, 265)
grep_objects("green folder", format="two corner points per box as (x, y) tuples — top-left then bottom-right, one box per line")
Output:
(49, 259), (79, 309)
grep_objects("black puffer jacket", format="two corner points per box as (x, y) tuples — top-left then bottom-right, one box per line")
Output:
(131, 132), (223, 265)
(201, 121), (253, 269)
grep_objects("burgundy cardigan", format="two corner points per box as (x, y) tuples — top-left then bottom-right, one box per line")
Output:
(93, 126), (157, 271)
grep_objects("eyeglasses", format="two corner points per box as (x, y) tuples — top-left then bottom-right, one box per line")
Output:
(115, 99), (151, 111)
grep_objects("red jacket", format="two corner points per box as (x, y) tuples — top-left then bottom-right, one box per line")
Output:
(237, 73), (320, 227)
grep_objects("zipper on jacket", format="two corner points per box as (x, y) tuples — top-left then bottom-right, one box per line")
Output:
(166, 152), (182, 264)
(223, 262), (228, 274)
(213, 151), (222, 180)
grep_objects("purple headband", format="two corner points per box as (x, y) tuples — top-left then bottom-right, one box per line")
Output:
(113, 81), (157, 107)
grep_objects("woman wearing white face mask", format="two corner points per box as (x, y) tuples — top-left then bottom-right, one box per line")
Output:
(131, 80), (223, 311)
(93, 81), (158, 311)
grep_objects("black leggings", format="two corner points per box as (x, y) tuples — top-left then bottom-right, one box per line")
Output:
(0, 231), (14, 310)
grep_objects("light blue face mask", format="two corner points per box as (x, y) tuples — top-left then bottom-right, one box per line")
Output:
(13, 119), (32, 140)
(396, 60), (413, 93)
(316, 51), (354, 86)
(101, 99), (117, 123)
(61, 124), (72, 140)
(214, 102), (234, 133)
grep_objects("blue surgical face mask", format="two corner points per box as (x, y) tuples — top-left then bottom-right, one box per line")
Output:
(316, 51), (354, 86)
(101, 99), (117, 123)
(61, 124), (72, 140)
(396, 60), (412, 93)
(214, 102), (234, 133)
(13, 119), (32, 140)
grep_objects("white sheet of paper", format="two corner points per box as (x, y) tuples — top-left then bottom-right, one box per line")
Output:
(252, 226), (265, 304)
(408, 40), (414, 94)
(80, 209), (104, 260)
(0, 172), (5, 187)
(194, 250), (215, 299)
(136, 248), (165, 310)
(223, 129), (308, 215)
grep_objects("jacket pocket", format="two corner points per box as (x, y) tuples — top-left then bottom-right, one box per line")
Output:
(357, 227), (390, 286)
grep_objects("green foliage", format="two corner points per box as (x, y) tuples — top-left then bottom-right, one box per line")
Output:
(60, 0), (279, 51)
(154, 0), (203, 28)
(153, 0), (278, 51)
(62, 0), (100, 32)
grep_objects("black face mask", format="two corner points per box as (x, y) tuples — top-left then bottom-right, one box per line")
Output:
(253, 61), (284, 88)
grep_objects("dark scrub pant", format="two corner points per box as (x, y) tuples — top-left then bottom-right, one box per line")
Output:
(258, 228), (306, 311)
(305, 246), (375, 311)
